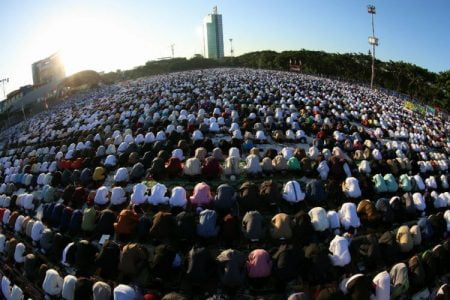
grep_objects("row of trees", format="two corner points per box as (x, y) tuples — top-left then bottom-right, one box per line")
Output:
(101, 50), (449, 110)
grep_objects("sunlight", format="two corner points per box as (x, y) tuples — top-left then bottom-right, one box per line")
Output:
(38, 14), (143, 76)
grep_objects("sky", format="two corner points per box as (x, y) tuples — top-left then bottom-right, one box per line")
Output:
(0, 0), (449, 97)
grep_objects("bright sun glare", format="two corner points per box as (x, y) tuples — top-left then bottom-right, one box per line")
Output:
(42, 15), (135, 76)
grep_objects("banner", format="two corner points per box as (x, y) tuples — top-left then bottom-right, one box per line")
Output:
(404, 101), (415, 111)
(426, 105), (435, 115)
(404, 101), (426, 115)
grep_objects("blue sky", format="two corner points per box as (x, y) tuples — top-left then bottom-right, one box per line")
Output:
(1, 0), (449, 96)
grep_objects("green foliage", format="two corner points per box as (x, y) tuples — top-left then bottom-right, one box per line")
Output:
(100, 50), (449, 110)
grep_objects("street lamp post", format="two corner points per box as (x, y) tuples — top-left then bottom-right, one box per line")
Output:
(0, 77), (9, 98)
(367, 5), (378, 89)
(229, 38), (234, 57)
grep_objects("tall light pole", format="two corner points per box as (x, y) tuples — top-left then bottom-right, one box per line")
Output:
(170, 44), (175, 58)
(229, 38), (234, 57)
(0, 77), (9, 98)
(367, 5), (378, 89)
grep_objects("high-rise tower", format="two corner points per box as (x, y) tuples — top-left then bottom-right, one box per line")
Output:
(203, 6), (224, 59)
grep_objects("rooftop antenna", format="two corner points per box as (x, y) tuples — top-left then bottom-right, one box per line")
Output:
(229, 38), (234, 57)
(213, 6), (218, 14)
(170, 44), (175, 58)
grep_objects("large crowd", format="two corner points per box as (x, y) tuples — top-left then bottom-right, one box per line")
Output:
(0, 68), (449, 300)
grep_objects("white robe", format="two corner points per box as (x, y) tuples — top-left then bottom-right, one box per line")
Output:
(130, 183), (148, 205)
(94, 186), (109, 205)
(111, 187), (127, 205)
(113, 284), (136, 300)
(114, 167), (129, 183)
(244, 155), (262, 174)
(31, 221), (45, 242)
(412, 192), (426, 211)
(343, 177), (361, 198)
(169, 186), (187, 207)
(282, 181), (305, 203)
(62, 275), (77, 300)
(147, 183), (169, 205)
(329, 235), (351, 267)
(42, 269), (63, 296)
(339, 202), (361, 229)
(327, 211), (341, 229)
(309, 207), (329, 231)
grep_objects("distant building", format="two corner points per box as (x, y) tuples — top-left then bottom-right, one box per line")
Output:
(32, 53), (65, 86)
(203, 6), (224, 59)
(0, 85), (33, 113)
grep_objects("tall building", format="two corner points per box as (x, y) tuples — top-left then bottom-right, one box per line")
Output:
(32, 53), (65, 86)
(203, 6), (224, 59)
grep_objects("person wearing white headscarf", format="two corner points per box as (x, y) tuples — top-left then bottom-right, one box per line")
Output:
(62, 275), (77, 300)
(111, 187), (127, 205)
(31, 220), (45, 242)
(244, 154), (262, 174)
(172, 149), (184, 161)
(135, 134), (144, 144)
(21, 193), (34, 210)
(412, 192), (426, 211)
(281, 147), (294, 160)
(343, 177), (361, 198)
(317, 160), (329, 180)
(339, 202), (361, 230)
(327, 210), (341, 230)
(358, 160), (371, 175)
(255, 130), (267, 142)
(42, 269), (63, 296)
(413, 174), (425, 190)
(147, 183), (169, 205)
(1, 276), (11, 300)
(372, 271), (390, 300)
(0, 234), (6, 254)
(104, 154), (117, 167)
(282, 180), (305, 203)
(10, 285), (23, 300)
(328, 235), (351, 267)
(14, 242), (26, 263)
(113, 284), (136, 300)
(94, 186), (109, 205)
(308, 207), (329, 231)
(443, 210), (450, 232)
(14, 215), (24, 233)
(114, 167), (129, 183)
(192, 130), (204, 141)
(145, 132), (155, 143)
(155, 131), (166, 141)
(130, 183), (148, 205)
(228, 147), (241, 159)
(169, 186), (187, 207)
